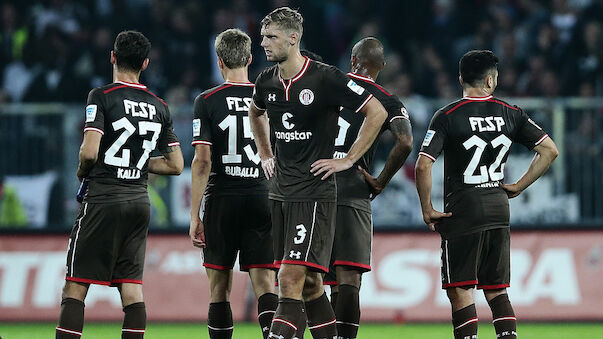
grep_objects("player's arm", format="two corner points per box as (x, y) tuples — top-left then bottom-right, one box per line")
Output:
(502, 136), (558, 198)
(79, 89), (105, 181)
(77, 131), (102, 181)
(311, 97), (387, 180)
(359, 117), (413, 199)
(189, 145), (211, 248)
(149, 107), (184, 175)
(415, 155), (452, 231)
(148, 146), (184, 175)
(249, 103), (275, 179)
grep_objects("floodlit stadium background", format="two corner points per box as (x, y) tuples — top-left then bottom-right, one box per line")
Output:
(0, 0), (602, 328)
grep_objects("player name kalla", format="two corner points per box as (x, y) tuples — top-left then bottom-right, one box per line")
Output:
(225, 165), (260, 178)
(117, 168), (141, 179)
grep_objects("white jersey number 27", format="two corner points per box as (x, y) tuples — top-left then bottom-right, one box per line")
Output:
(104, 117), (161, 169)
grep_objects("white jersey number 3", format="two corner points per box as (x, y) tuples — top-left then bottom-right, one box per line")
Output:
(293, 224), (307, 244)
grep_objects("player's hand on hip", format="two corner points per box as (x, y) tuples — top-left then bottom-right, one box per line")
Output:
(189, 216), (206, 248)
(358, 166), (383, 200)
(501, 182), (522, 198)
(261, 156), (275, 180)
(311, 158), (353, 180)
(422, 209), (452, 232)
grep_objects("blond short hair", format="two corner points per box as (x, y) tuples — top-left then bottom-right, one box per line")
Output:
(261, 7), (303, 35)
(214, 28), (251, 69)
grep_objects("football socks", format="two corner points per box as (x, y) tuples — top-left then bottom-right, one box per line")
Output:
(452, 304), (478, 339)
(334, 284), (360, 339)
(56, 298), (85, 339)
(305, 292), (337, 338)
(268, 298), (305, 339)
(330, 291), (338, 310)
(208, 301), (233, 339)
(122, 302), (146, 339)
(257, 293), (278, 339)
(488, 294), (517, 338)
(294, 304), (307, 339)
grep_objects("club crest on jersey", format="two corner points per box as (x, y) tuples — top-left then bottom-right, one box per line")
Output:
(299, 89), (314, 105)
(192, 119), (201, 137)
(282, 112), (295, 130)
(423, 130), (436, 146)
(85, 105), (97, 122)
(268, 93), (277, 102)
(347, 80), (365, 95)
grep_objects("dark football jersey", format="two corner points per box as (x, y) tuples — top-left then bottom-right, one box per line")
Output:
(419, 95), (548, 237)
(192, 81), (267, 196)
(83, 81), (180, 203)
(253, 57), (374, 202)
(334, 72), (410, 212)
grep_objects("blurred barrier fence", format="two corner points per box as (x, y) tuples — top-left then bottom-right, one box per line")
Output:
(1, 97), (602, 229)
(0, 231), (601, 322)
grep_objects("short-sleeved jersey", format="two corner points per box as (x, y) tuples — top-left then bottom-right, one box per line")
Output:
(252, 57), (373, 202)
(192, 81), (267, 196)
(419, 95), (548, 237)
(334, 73), (410, 212)
(83, 81), (180, 203)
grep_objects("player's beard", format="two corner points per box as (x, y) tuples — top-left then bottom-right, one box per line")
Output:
(267, 49), (288, 63)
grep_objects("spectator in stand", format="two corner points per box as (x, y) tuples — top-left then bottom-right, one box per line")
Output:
(1, 0), (602, 101)
(0, 177), (28, 227)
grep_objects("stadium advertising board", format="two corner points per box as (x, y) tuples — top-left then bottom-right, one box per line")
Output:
(0, 231), (601, 322)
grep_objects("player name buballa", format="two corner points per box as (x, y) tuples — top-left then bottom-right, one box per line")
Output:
(225, 165), (260, 178)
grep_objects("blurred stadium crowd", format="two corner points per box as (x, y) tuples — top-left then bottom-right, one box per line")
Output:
(1, 0), (602, 106)
(1, 0), (602, 229)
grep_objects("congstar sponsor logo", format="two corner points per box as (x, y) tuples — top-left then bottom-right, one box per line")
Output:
(275, 112), (312, 142)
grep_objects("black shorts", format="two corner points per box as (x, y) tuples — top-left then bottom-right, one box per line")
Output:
(271, 200), (336, 273)
(202, 194), (275, 271)
(441, 227), (510, 290)
(65, 199), (150, 286)
(324, 205), (372, 285)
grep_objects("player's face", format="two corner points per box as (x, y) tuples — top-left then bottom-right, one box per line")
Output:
(260, 24), (290, 63)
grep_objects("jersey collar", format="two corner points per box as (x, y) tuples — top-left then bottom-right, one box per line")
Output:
(347, 72), (375, 83)
(278, 56), (311, 100)
(224, 81), (254, 86)
(115, 80), (147, 89)
(278, 56), (310, 83)
(463, 95), (493, 101)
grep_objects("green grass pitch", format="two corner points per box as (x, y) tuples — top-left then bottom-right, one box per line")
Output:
(1, 322), (602, 338)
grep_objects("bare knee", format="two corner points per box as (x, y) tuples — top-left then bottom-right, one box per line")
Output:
(302, 271), (324, 301)
(207, 269), (233, 303)
(62, 281), (89, 301)
(249, 268), (276, 299)
(118, 283), (144, 307)
(278, 265), (307, 299)
(446, 287), (474, 311)
(484, 288), (507, 303)
(336, 266), (362, 288)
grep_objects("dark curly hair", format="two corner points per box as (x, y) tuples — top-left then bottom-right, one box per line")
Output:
(113, 30), (151, 72)
(459, 50), (499, 87)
